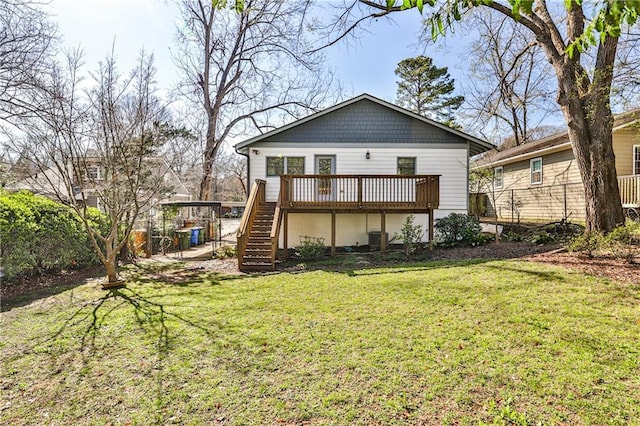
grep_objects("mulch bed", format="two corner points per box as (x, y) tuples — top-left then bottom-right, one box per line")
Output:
(526, 249), (640, 284)
(1, 265), (105, 307)
(429, 242), (639, 284)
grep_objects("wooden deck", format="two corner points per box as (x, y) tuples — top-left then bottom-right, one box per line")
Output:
(237, 175), (441, 271)
(279, 175), (439, 212)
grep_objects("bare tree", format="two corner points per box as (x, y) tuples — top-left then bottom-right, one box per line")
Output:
(211, 150), (247, 201)
(463, 10), (559, 147)
(0, 0), (57, 121)
(10, 50), (178, 287)
(173, 0), (339, 200)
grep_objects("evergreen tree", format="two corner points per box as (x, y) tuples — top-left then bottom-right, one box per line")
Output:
(395, 56), (464, 126)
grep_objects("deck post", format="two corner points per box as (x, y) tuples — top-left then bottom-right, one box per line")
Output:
(380, 211), (386, 254)
(428, 209), (434, 242)
(331, 211), (336, 256)
(283, 211), (289, 259)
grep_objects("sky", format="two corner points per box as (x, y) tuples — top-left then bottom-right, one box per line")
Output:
(49, 0), (469, 104)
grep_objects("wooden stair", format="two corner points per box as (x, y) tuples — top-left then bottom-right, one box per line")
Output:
(240, 202), (276, 271)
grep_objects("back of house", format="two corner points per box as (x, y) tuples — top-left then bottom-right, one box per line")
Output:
(234, 94), (493, 270)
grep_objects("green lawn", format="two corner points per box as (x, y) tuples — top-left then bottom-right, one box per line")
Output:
(1, 259), (639, 425)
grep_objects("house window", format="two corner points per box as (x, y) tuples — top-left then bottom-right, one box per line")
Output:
(634, 145), (640, 175)
(397, 157), (416, 175)
(530, 157), (543, 184)
(86, 166), (101, 180)
(494, 166), (504, 189)
(287, 157), (305, 175)
(266, 156), (305, 176)
(266, 157), (285, 176)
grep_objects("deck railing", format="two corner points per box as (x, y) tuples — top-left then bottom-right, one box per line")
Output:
(269, 180), (286, 267)
(280, 174), (440, 210)
(618, 175), (640, 207)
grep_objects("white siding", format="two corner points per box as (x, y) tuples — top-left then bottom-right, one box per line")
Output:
(249, 145), (469, 211)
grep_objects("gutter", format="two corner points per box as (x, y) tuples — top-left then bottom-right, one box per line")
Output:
(472, 141), (572, 170)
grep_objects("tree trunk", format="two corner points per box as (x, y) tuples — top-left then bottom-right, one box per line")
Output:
(562, 108), (624, 233)
(104, 260), (119, 283)
(102, 239), (124, 289)
(199, 113), (219, 201)
(549, 37), (624, 233)
(199, 160), (213, 201)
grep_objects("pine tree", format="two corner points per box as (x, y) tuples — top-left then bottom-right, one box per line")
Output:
(395, 56), (464, 126)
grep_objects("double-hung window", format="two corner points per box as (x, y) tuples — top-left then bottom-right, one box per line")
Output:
(266, 156), (305, 176)
(494, 166), (504, 189)
(286, 157), (305, 175)
(634, 145), (640, 175)
(397, 157), (416, 175)
(530, 157), (543, 185)
(86, 166), (102, 180)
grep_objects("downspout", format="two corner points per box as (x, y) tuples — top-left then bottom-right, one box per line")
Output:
(235, 145), (250, 198)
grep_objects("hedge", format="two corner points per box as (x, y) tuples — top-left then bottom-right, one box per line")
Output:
(0, 191), (107, 282)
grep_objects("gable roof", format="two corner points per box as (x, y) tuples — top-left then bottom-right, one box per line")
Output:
(235, 93), (494, 156)
(475, 109), (640, 168)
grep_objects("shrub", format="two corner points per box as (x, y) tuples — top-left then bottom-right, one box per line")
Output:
(567, 232), (605, 258)
(605, 221), (640, 263)
(568, 221), (639, 262)
(400, 215), (423, 258)
(215, 244), (237, 259)
(530, 230), (555, 245)
(295, 235), (326, 261)
(0, 191), (105, 281)
(434, 213), (484, 247)
(502, 231), (525, 242)
(606, 220), (640, 245)
(468, 193), (487, 217)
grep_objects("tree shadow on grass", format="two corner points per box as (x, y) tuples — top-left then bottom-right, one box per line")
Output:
(2, 262), (248, 312)
(44, 283), (225, 354)
(126, 262), (248, 288)
(281, 258), (502, 278)
(42, 283), (225, 424)
(336, 259), (492, 278)
(275, 242), (563, 278)
(483, 263), (567, 282)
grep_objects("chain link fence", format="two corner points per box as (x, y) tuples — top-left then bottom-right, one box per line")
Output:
(470, 182), (586, 223)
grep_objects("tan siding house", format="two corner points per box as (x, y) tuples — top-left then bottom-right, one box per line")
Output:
(473, 111), (640, 222)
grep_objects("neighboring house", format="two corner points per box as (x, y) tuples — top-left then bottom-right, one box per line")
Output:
(8, 156), (191, 211)
(234, 93), (494, 271)
(472, 110), (640, 222)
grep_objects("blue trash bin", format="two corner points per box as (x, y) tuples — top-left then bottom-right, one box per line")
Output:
(190, 228), (200, 246)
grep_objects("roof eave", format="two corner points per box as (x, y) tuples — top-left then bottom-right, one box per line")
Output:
(472, 141), (572, 170)
(234, 93), (495, 151)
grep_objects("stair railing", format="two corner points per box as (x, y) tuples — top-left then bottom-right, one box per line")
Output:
(237, 179), (266, 269)
(269, 178), (288, 269)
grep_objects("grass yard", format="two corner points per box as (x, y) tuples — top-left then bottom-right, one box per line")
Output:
(1, 259), (639, 425)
